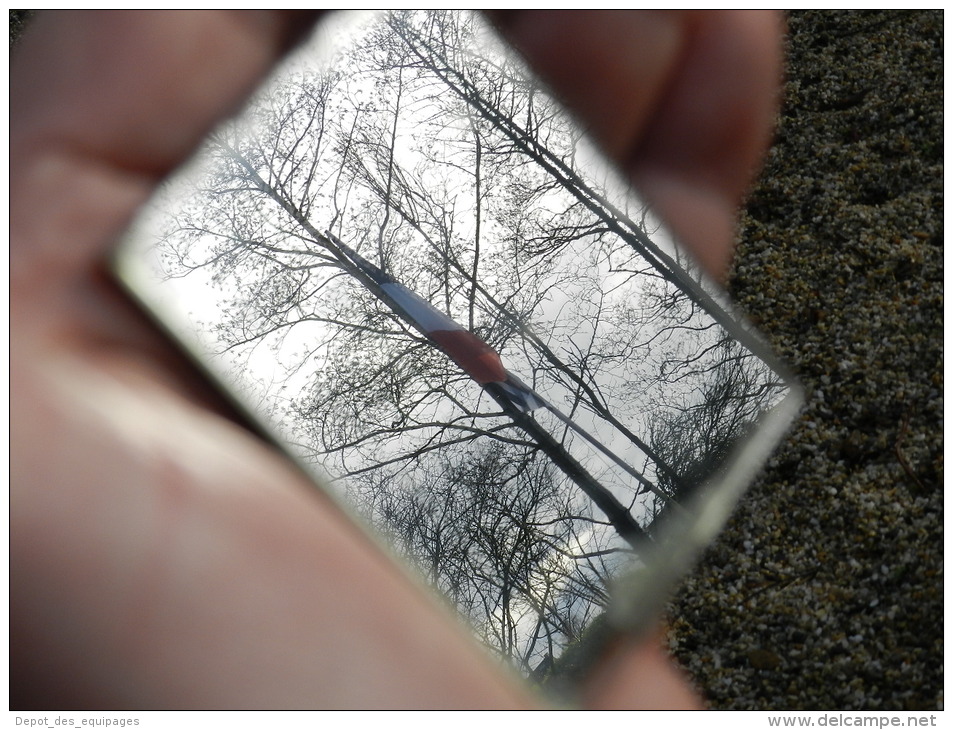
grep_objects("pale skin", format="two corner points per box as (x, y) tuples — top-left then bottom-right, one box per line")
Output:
(11, 10), (782, 709)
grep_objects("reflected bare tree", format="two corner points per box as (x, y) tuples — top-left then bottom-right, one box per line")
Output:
(142, 10), (788, 673)
(350, 442), (622, 673)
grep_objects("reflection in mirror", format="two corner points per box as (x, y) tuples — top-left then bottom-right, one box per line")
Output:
(114, 10), (802, 690)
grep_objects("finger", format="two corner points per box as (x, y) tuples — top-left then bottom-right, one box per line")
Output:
(11, 10), (317, 280)
(11, 10), (317, 177)
(581, 631), (705, 710)
(492, 10), (783, 279)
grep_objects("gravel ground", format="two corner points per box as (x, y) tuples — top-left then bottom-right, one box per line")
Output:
(664, 10), (943, 711)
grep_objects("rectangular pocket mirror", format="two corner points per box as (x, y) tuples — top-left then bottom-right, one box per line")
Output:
(113, 9), (803, 694)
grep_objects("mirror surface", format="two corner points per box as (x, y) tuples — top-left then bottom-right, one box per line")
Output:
(114, 10), (802, 688)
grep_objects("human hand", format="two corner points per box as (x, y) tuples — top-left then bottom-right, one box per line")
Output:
(11, 10), (781, 709)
